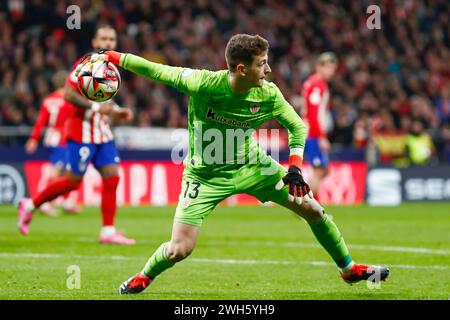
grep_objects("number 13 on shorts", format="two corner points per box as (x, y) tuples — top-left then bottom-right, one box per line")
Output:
(183, 181), (200, 199)
(179, 180), (200, 209)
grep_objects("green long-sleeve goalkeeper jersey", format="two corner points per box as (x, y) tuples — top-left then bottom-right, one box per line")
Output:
(120, 54), (307, 173)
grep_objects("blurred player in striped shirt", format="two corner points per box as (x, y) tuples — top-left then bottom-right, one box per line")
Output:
(301, 52), (337, 200)
(25, 70), (80, 216)
(18, 24), (135, 245)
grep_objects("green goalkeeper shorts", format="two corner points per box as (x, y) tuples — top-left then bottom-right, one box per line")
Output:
(174, 157), (290, 227)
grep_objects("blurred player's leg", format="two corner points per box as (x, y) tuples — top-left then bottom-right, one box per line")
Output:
(33, 173), (82, 209)
(39, 147), (68, 217)
(98, 173), (135, 245)
(304, 138), (329, 202)
(40, 146), (81, 215)
(98, 170), (134, 245)
(96, 142), (135, 245)
(40, 202), (58, 217)
(100, 174), (119, 226)
(60, 191), (81, 213)
(38, 166), (59, 216)
(310, 166), (328, 202)
(58, 146), (81, 213)
(17, 173), (81, 235)
(17, 142), (90, 235)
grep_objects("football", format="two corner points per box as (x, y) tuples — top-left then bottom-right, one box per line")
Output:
(77, 59), (121, 102)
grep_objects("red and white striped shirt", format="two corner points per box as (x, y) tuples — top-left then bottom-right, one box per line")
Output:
(30, 90), (69, 147)
(64, 57), (114, 144)
(301, 73), (330, 138)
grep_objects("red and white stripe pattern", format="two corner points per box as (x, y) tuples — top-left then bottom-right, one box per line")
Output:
(81, 109), (114, 144)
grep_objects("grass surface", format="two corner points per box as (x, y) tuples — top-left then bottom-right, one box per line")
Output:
(0, 203), (449, 299)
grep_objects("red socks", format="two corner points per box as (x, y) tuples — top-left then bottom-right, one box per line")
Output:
(101, 176), (119, 226)
(33, 175), (119, 227)
(62, 190), (71, 200)
(32, 177), (80, 208)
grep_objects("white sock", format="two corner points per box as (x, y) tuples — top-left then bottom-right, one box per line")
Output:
(24, 199), (35, 212)
(100, 226), (116, 238)
(339, 261), (355, 275)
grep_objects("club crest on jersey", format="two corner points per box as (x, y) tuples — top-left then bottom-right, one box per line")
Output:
(249, 104), (260, 114)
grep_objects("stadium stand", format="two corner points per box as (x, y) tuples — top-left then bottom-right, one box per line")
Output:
(0, 0), (449, 164)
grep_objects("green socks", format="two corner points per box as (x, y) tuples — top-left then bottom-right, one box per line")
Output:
(309, 214), (353, 269)
(141, 242), (175, 279)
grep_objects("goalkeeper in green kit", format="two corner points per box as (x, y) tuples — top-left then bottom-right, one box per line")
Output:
(78, 34), (389, 294)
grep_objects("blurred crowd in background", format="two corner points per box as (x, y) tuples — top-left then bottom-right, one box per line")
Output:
(0, 0), (449, 164)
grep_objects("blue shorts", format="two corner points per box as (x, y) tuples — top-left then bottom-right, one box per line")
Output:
(305, 138), (329, 168)
(48, 146), (69, 168)
(67, 140), (120, 175)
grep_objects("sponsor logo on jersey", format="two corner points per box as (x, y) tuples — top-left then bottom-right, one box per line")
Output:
(206, 108), (251, 128)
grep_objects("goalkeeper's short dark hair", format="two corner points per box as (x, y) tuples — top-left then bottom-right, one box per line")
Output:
(225, 34), (269, 72)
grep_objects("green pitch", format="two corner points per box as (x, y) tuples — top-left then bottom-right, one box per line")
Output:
(0, 203), (449, 300)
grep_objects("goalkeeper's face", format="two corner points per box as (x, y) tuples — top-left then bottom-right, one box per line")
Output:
(245, 52), (271, 88)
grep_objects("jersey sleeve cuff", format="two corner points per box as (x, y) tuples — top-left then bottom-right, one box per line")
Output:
(289, 148), (304, 169)
(106, 51), (123, 66)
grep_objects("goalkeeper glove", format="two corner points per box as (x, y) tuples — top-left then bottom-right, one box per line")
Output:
(75, 49), (123, 76)
(275, 154), (313, 205)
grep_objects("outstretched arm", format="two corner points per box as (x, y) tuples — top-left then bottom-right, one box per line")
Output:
(82, 51), (210, 96)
